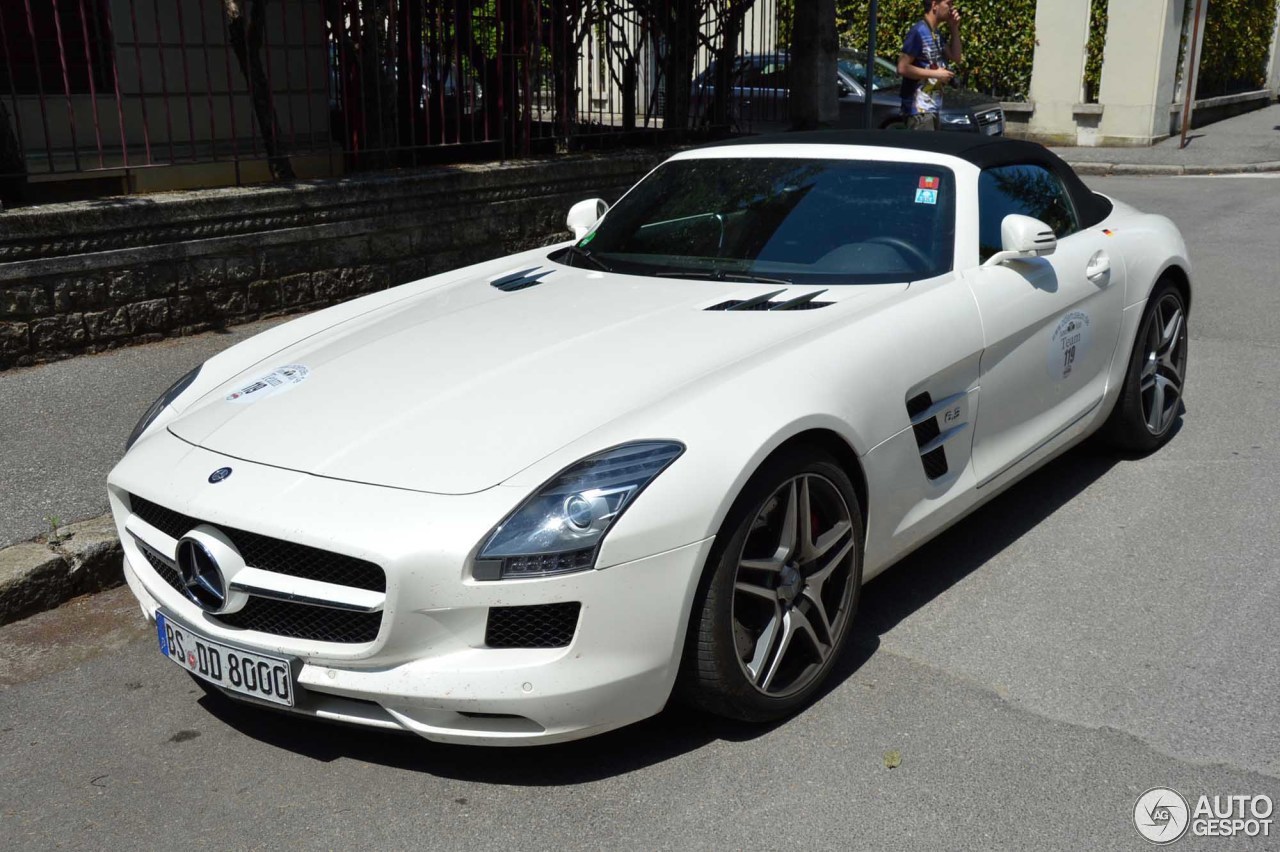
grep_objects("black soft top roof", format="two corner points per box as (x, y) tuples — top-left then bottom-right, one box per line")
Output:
(704, 130), (1112, 227)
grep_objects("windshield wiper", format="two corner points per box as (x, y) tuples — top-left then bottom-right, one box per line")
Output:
(658, 269), (793, 286)
(561, 245), (613, 272)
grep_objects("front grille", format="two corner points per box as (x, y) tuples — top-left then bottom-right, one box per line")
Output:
(134, 537), (382, 644)
(129, 494), (385, 592)
(129, 494), (386, 644)
(976, 109), (1004, 135)
(138, 541), (184, 594)
(217, 598), (382, 643)
(485, 603), (581, 649)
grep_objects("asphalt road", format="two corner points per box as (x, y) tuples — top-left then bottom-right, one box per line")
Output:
(0, 318), (285, 548)
(1, 174), (1278, 849)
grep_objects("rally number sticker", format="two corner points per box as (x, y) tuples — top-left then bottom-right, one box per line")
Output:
(226, 364), (310, 404)
(1048, 312), (1091, 381)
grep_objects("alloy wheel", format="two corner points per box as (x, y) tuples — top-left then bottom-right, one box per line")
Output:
(1140, 292), (1188, 436)
(730, 473), (857, 698)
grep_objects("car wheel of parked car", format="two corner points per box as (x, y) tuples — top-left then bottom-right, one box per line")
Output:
(680, 448), (863, 722)
(1103, 280), (1189, 453)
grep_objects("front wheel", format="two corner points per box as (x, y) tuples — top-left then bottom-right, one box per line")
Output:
(679, 449), (864, 722)
(1102, 281), (1189, 452)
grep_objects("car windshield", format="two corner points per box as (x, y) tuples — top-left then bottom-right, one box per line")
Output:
(558, 157), (955, 285)
(837, 52), (903, 92)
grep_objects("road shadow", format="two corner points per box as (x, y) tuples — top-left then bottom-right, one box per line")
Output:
(197, 442), (1120, 781)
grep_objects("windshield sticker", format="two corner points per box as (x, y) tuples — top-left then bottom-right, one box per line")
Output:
(915, 188), (938, 205)
(226, 364), (310, 404)
(578, 231), (597, 246)
(1048, 312), (1092, 381)
(918, 176), (940, 190)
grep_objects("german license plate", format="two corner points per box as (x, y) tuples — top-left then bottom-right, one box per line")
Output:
(983, 121), (1002, 136)
(156, 611), (295, 707)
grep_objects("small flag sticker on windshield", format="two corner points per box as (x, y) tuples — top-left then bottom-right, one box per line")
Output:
(919, 176), (939, 190)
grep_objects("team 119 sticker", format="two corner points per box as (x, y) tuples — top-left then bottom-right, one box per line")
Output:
(225, 364), (310, 404)
(1048, 311), (1091, 381)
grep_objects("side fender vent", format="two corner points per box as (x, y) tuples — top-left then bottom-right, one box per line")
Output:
(706, 289), (832, 311)
(906, 391), (950, 481)
(491, 267), (552, 292)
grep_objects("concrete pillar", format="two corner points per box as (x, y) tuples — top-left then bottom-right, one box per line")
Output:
(1096, 0), (1186, 145)
(1026, 0), (1092, 145)
(1267, 9), (1280, 94)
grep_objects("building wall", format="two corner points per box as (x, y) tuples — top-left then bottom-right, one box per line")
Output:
(0, 150), (666, 370)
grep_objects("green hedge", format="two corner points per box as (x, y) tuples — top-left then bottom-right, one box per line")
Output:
(1083, 0), (1108, 102)
(835, 0), (1036, 99)
(1197, 0), (1279, 97)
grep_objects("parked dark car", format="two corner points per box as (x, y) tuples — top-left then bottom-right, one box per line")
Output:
(693, 50), (1004, 136)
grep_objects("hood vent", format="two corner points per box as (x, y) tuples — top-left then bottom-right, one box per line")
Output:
(491, 267), (552, 292)
(706, 289), (832, 312)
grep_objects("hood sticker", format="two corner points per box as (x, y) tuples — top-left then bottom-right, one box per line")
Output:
(226, 364), (310, 404)
(1048, 312), (1091, 381)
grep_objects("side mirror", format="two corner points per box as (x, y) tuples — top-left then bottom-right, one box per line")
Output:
(982, 214), (1056, 267)
(567, 198), (609, 239)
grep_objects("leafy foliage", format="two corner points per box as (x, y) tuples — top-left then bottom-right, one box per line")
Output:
(1197, 0), (1279, 97)
(1083, 0), (1108, 103)
(835, 0), (1036, 99)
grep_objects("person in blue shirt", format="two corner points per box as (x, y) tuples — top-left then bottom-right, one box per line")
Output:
(897, 0), (964, 130)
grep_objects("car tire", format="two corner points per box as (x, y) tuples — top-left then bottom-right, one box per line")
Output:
(678, 448), (864, 722)
(1102, 279), (1189, 453)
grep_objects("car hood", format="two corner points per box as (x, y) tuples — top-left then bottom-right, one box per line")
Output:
(940, 88), (1001, 111)
(169, 262), (905, 494)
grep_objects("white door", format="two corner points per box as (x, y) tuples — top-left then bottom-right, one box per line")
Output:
(963, 164), (1125, 483)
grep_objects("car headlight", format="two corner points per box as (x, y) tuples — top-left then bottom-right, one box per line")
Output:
(474, 441), (684, 580)
(125, 365), (202, 452)
(941, 113), (973, 126)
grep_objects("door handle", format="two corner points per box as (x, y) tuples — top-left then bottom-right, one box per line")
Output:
(1086, 251), (1111, 285)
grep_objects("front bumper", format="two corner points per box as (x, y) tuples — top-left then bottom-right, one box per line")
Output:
(110, 432), (712, 745)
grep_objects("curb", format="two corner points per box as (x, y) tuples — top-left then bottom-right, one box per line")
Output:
(0, 514), (123, 626)
(1064, 160), (1280, 176)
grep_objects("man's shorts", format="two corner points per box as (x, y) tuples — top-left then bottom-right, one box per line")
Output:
(907, 112), (941, 131)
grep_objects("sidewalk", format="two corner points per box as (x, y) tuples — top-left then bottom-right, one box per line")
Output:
(1049, 102), (1280, 174)
(2, 111), (1278, 623)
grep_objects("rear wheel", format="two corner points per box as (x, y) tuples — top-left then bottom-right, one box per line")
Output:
(680, 449), (863, 722)
(1102, 281), (1189, 452)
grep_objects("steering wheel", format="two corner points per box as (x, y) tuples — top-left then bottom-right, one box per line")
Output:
(863, 235), (933, 272)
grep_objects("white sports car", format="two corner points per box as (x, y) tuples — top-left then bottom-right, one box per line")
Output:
(108, 131), (1190, 745)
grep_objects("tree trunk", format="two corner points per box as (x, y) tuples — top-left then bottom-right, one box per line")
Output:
(789, 0), (837, 130)
(709, 1), (754, 127)
(226, 0), (295, 179)
(661, 1), (702, 131)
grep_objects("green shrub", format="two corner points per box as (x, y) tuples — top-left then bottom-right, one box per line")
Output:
(836, 0), (1036, 99)
(1083, 0), (1108, 103)
(1197, 0), (1279, 97)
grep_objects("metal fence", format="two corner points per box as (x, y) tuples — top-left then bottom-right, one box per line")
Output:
(0, 0), (787, 202)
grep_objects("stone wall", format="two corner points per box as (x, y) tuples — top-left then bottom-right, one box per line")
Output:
(0, 151), (665, 370)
